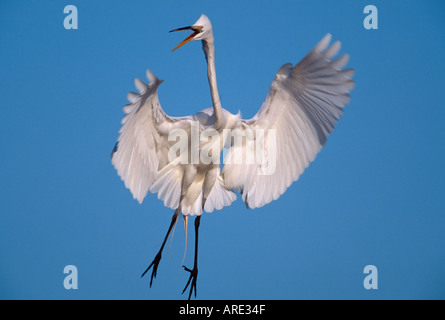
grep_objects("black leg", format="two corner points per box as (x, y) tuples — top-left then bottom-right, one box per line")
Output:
(141, 208), (180, 287)
(182, 215), (201, 300)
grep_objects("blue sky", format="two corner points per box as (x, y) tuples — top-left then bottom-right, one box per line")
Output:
(1, 0), (444, 299)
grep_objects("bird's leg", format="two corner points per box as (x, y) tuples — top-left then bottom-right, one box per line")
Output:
(182, 215), (201, 300)
(141, 208), (180, 287)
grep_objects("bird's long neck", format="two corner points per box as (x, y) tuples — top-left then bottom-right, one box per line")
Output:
(202, 37), (224, 127)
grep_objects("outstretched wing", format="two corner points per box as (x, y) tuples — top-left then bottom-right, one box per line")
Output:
(222, 34), (354, 209)
(111, 70), (188, 204)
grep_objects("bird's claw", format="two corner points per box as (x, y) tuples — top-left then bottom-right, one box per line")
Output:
(141, 251), (162, 287)
(182, 265), (198, 300)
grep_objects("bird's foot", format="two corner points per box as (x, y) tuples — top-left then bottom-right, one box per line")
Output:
(141, 251), (162, 287)
(182, 265), (198, 300)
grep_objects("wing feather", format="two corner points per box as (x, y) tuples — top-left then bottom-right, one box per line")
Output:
(112, 70), (186, 204)
(222, 34), (354, 209)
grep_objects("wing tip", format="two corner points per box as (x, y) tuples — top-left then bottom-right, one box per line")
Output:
(146, 69), (164, 85)
(314, 33), (332, 52)
(134, 77), (148, 93)
(146, 69), (156, 83)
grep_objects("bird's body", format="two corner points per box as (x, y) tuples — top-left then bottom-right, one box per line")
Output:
(111, 14), (354, 299)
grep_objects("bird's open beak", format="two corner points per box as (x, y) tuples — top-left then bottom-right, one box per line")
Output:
(169, 26), (202, 52)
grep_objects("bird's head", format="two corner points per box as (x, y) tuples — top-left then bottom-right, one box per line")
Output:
(169, 14), (213, 52)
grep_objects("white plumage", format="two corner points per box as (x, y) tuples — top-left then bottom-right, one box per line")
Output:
(223, 33), (354, 208)
(111, 14), (354, 299)
(112, 31), (353, 214)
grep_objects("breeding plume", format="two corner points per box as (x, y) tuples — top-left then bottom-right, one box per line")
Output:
(111, 14), (354, 299)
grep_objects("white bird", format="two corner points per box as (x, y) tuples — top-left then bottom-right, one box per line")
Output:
(111, 14), (354, 299)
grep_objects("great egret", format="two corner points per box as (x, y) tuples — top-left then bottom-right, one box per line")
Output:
(111, 14), (354, 299)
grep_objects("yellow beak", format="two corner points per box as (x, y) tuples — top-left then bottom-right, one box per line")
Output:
(169, 26), (201, 52)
